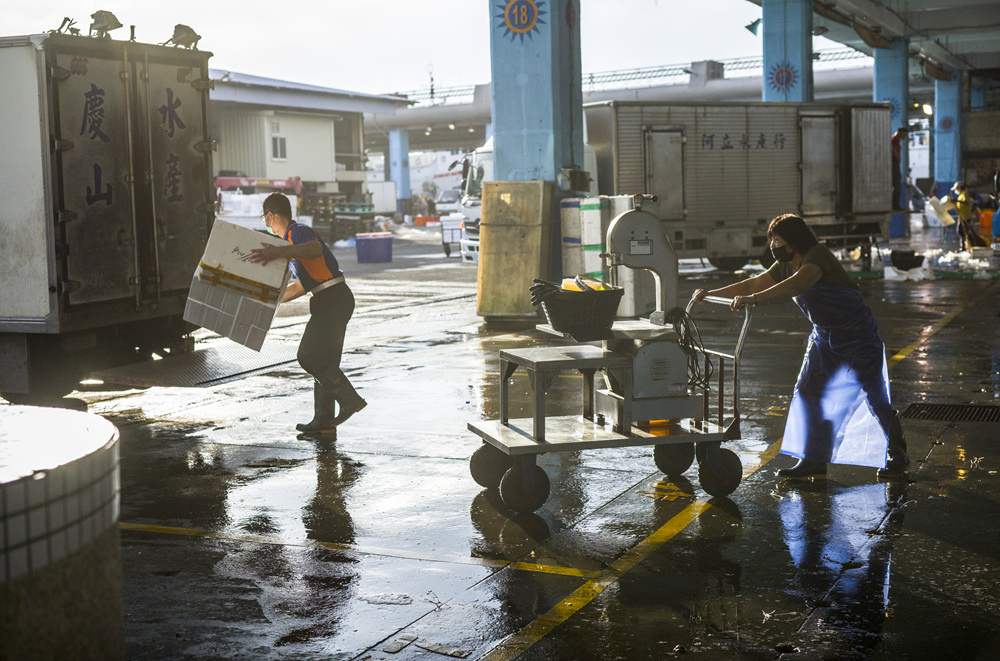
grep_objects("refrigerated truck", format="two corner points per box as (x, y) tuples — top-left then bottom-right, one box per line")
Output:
(0, 32), (215, 400)
(584, 101), (893, 270)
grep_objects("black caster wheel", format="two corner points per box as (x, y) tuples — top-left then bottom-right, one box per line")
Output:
(499, 465), (550, 513)
(698, 448), (743, 498)
(653, 443), (695, 476)
(470, 443), (514, 489)
(695, 441), (717, 464)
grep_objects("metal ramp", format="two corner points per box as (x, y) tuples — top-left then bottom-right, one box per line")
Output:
(89, 342), (298, 388)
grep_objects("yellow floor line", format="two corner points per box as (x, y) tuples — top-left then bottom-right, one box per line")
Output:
(887, 304), (966, 367)
(480, 300), (969, 660)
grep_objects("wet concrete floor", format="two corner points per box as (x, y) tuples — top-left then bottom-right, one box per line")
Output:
(51, 225), (1000, 659)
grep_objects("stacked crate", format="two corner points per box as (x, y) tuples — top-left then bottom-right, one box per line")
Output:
(559, 198), (583, 277)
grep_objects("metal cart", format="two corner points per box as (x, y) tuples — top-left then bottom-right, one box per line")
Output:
(440, 214), (463, 257)
(468, 295), (753, 513)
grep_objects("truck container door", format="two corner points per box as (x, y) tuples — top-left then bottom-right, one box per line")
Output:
(51, 44), (137, 306)
(136, 49), (213, 299)
(642, 128), (684, 220)
(800, 114), (838, 215)
(850, 107), (892, 214)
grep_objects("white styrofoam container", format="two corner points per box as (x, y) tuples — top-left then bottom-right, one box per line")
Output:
(560, 198), (583, 277)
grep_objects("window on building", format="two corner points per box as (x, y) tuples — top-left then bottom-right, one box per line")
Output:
(271, 122), (281, 134)
(272, 136), (287, 160)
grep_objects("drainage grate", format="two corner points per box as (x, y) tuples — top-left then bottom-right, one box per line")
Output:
(901, 403), (1000, 422)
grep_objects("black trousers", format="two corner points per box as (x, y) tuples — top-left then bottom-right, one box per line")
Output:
(297, 282), (359, 402)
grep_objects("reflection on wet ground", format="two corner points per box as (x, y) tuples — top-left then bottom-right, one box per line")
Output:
(36, 235), (1000, 659)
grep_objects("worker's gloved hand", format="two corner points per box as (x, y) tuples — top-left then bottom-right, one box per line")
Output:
(692, 288), (708, 303)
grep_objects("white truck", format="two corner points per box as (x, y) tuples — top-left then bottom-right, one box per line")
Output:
(585, 100), (893, 270)
(0, 31), (216, 401)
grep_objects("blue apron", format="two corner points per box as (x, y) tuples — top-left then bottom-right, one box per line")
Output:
(781, 283), (891, 468)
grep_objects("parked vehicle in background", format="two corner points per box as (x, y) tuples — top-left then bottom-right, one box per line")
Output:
(434, 188), (462, 216)
(585, 100), (892, 270)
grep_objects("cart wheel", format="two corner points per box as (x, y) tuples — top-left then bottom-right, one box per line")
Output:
(499, 465), (550, 513)
(470, 444), (514, 489)
(653, 443), (695, 476)
(698, 448), (743, 498)
(695, 441), (716, 464)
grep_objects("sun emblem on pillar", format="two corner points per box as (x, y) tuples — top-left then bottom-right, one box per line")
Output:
(940, 116), (954, 131)
(495, 0), (547, 42)
(881, 97), (901, 119)
(768, 63), (798, 92)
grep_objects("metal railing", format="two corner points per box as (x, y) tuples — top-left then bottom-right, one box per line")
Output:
(392, 48), (870, 106)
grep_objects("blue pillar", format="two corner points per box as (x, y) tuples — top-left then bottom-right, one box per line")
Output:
(388, 129), (411, 214)
(489, 0), (584, 183)
(933, 71), (962, 196)
(485, 122), (493, 142)
(761, 0), (813, 102)
(874, 37), (909, 218)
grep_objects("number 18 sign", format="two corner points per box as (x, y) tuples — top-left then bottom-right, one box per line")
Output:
(495, 0), (547, 42)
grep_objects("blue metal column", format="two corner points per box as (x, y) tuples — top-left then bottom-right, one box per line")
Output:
(874, 37), (909, 235)
(489, 0), (583, 279)
(934, 72), (962, 196)
(489, 0), (584, 184)
(761, 0), (813, 102)
(388, 129), (411, 214)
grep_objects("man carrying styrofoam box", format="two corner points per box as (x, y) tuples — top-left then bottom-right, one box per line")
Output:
(248, 192), (367, 433)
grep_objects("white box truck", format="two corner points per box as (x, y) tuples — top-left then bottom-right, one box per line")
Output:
(585, 101), (893, 270)
(0, 32), (215, 401)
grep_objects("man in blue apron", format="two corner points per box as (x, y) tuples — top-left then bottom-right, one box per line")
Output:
(694, 214), (908, 479)
(249, 192), (366, 433)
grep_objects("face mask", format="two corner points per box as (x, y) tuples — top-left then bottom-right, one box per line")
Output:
(771, 244), (794, 262)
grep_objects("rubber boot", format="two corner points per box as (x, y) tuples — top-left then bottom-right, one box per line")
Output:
(330, 377), (367, 427)
(777, 459), (828, 479)
(296, 382), (338, 433)
(878, 409), (910, 478)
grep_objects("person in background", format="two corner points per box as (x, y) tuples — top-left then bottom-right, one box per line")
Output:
(693, 214), (908, 479)
(890, 127), (909, 211)
(249, 192), (367, 433)
(992, 171), (1000, 243)
(950, 180), (987, 251)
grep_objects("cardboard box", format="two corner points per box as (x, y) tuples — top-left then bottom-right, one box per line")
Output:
(183, 220), (290, 351)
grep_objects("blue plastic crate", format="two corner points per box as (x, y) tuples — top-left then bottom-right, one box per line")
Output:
(355, 232), (392, 263)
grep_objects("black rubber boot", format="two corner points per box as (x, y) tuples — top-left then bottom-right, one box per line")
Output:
(777, 459), (828, 479)
(878, 410), (910, 478)
(331, 392), (367, 427)
(296, 382), (338, 433)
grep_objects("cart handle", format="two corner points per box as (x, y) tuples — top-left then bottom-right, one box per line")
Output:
(684, 294), (754, 438)
(684, 294), (753, 364)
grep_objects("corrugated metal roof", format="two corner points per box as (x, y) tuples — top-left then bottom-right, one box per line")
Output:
(209, 69), (410, 114)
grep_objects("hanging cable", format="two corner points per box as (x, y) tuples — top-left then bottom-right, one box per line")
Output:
(664, 307), (714, 390)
